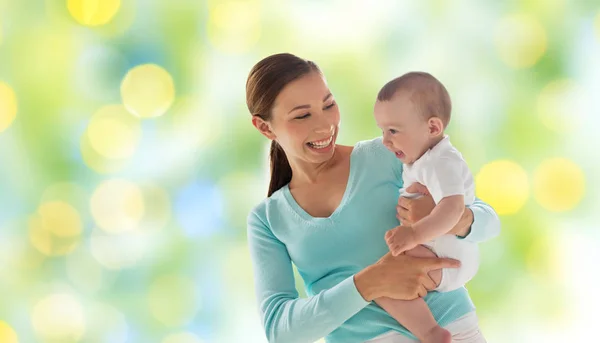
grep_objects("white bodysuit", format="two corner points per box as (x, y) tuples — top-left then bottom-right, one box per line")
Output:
(400, 135), (479, 292)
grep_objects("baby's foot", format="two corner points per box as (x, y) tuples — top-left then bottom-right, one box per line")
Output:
(421, 326), (451, 343)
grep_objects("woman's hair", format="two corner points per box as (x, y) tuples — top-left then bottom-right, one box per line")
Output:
(246, 53), (321, 197)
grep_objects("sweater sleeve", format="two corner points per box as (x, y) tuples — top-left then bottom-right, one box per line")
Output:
(247, 211), (370, 343)
(459, 197), (501, 243)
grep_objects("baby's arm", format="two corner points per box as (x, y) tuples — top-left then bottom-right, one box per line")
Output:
(387, 155), (468, 256)
(410, 194), (464, 243)
(386, 195), (464, 255)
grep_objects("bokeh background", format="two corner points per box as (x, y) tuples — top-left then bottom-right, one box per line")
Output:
(0, 0), (598, 342)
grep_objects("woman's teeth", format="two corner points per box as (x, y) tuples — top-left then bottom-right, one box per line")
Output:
(307, 136), (333, 149)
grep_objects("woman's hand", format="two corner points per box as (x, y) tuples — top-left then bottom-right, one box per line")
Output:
(397, 183), (473, 238)
(354, 252), (460, 301)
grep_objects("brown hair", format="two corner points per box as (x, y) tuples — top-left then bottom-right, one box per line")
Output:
(246, 53), (321, 197)
(377, 72), (452, 128)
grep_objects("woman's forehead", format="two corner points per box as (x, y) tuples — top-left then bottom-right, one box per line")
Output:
(276, 73), (330, 106)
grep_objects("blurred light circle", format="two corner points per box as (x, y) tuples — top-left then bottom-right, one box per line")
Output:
(148, 274), (200, 327)
(0, 81), (17, 132)
(87, 105), (141, 159)
(32, 293), (86, 342)
(207, 1), (261, 53)
(534, 158), (585, 212)
(38, 201), (82, 237)
(120, 64), (175, 118)
(90, 228), (147, 269)
(162, 332), (204, 343)
(93, 0), (136, 38)
(29, 215), (55, 256)
(536, 80), (586, 133)
(475, 160), (529, 215)
(28, 203), (82, 256)
(90, 179), (145, 233)
(80, 129), (129, 174)
(494, 14), (547, 68)
(67, 0), (121, 27)
(0, 321), (18, 343)
(84, 302), (129, 343)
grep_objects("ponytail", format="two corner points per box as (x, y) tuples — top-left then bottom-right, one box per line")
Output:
(268, 141), (292, 197)
(246, 53), (319, 196)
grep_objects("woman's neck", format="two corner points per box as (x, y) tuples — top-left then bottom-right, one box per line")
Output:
(288, 145), (342, 188)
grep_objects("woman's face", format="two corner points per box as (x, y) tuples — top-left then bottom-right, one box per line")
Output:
(257, 71), (341, 165)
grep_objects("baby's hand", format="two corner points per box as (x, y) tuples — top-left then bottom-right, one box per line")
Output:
(406, 182), (430, 196)
(385, 225), (419, 256)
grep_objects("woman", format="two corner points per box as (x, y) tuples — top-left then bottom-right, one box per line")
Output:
(246, 53), (500, 343)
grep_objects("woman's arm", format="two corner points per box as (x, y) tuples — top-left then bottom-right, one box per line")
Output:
(247, 212), (369, 343)
(456, 197), (501, 243)
(248, 211), (462, 343)
(355, 252), (460, 299)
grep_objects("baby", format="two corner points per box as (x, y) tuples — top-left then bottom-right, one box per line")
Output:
(372, 72), (480, 343)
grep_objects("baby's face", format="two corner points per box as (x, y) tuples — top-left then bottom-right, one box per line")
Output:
(374, 92), (432, 164)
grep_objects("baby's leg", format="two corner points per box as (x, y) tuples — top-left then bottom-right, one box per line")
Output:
(375, 245), (450, 343)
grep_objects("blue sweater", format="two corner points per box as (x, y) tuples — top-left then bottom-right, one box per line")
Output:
(247, 137), (501, 343)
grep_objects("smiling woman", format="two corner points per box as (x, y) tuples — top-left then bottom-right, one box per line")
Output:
(246, 54), (341, 197)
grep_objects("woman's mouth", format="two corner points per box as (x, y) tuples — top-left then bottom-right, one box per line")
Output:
(306, 135), (334, 151)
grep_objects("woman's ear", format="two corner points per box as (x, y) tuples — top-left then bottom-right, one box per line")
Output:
(252, 116), (276, 140)
(427, 117), (444, 137)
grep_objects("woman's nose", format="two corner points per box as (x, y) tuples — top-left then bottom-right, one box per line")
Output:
(315, 125), (333, 134)
(314, 115), (334, 134)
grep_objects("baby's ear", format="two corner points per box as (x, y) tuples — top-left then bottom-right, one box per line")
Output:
(427, 117), (444, 136)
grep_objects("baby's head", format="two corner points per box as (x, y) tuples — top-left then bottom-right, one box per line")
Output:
(374, 72), (451, 164)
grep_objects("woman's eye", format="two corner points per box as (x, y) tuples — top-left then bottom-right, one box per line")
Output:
(296, 113), (310, 119)
(324, 102), (336, 110)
